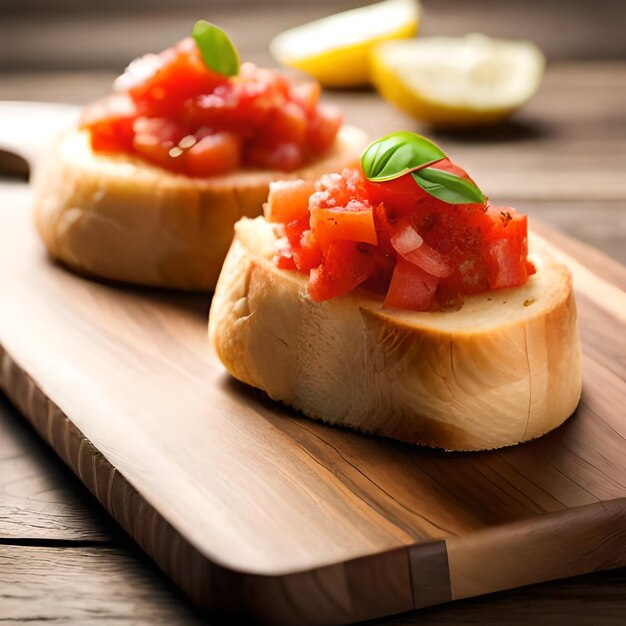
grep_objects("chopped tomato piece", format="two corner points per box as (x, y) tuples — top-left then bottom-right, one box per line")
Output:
(267, 143), (305, 172)
(245, 140), (305, 171)
(307, 105), (343, 153)
(79, 94), (136, 153)
(131, 117), (187, 170)
(372, 203), (394, 254)
(485, 208), (534, 289)
(88, 117), (135, 153)
(267, 101), (308, 146)
(276, 255), (297, 270)
(124, 39), (227, 117)
(283, 217), (310, 248)
(384, 257), (439, 311)
(311, 202), (378, 246)
(308, 240), (373, 301)
(280, 217), (323, 271)
(267, 180), (316, 223)
(293, 228), (323, 271)
(185, 132), (241, 177)
(275, 236), (298, 270)
(183, 90), (243, 130)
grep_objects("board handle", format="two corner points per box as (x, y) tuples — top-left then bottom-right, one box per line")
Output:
(0, 101), (79, 175)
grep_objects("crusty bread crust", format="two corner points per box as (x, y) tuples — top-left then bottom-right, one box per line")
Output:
(209, 217), (582, 451)
(31, 126), (367, 290)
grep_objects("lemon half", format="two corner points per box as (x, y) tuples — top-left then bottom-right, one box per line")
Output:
(270, 0), (420, 88)
(372, 34), (545, 126)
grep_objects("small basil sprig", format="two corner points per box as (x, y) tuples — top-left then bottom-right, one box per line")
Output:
(361, 131), (446, 182)
(361, 131), (485, 205)
(412, 167), (486, 204)
(192, 20), (240, 77)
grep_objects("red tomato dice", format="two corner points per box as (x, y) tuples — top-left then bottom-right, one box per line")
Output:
(307, 105), (343, 153)
(125, 38), (227, 117)
(308, 240), (374, 302)
(311, 202), (378, 247)
(266, 180), (316, 223)
(80, 94), (137, 153)
(484, 208), (534, 289)
(384, 257), (439, 311)
(184, 132), (241, 177)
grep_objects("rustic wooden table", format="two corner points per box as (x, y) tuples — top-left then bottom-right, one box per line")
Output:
(1, 1), (625, 623)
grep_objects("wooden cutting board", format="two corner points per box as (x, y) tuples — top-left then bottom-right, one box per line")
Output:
(0, 103), (624, 625)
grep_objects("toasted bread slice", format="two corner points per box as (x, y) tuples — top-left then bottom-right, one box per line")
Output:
(31, 126), (367, 290)
(209, 216), (582, 451)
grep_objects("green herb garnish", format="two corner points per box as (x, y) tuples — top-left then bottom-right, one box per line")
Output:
(192, 20), (240, 77)
(361, 131), (446, 182)
(361, 131), (485, 205)
(412, 166), (486, 204)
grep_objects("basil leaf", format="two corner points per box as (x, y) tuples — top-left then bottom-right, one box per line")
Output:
(192, 20), (240, 77)
(361, 131), (446, 182)
(412, 167), (486, 204)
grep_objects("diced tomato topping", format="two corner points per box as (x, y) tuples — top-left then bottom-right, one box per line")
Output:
(80, 94), (137, 153)
(185, 132), (241, 177)
(311, 202), (378, 246)
(308, 240), (374, 302)
(384, 257), (439, 311)
(307, 105), (343, 153)
(245, 141), (305, 172)
(267, 180), (316, 223)
(269, 101), (308, 146)
(294, 228), (323, 271)
(130, 117), (187, 170)
(275, 255), (297, 271)
(122, 39), (228, 117)
(268, 166), (535, 312)
(484, 208), (535, 289)
(89, 117), (135, 153)
(283, 217), (309, 248)
(80, 38), (342, 177)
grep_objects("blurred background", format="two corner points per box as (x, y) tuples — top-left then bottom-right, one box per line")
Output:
(2, 0), (625, 101)
(1, 0), (625, 262)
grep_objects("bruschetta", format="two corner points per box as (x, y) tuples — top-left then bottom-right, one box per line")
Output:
(31, 23), (366, 289)
(209, 132), (581, 450)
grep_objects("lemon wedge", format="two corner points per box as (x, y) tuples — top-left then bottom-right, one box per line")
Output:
(371, 34), (545, 126)
(270, 0), (420, 88)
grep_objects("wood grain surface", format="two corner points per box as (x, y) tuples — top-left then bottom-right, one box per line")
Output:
(0, 397), (624, 626)
(0, 392), (114, 542)
(0, 545), (205, 625)
(0, 102), (624, 622)
(1, 542), (623, 625)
